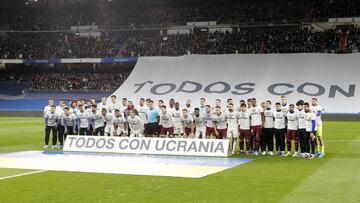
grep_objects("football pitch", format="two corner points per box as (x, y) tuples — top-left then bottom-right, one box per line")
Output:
(0, 117), (359, 203)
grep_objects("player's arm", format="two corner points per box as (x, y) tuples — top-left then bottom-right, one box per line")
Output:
(310, 115), (316, 140)
(87, 114), (91, 131)
(44, 113), (48, 126)
(190, 119), (194, 137)
(124, 120), (128, 132)
(213, 120), (218, 136)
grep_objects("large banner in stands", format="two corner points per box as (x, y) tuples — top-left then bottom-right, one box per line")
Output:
(64, 136), (230, 157)
(111, 54), (360, 113)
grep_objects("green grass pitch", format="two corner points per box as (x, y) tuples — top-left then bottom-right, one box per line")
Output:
(0, 117), (359, 203)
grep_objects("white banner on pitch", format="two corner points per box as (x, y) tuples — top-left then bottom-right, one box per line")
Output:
(64, 136), (230, 157)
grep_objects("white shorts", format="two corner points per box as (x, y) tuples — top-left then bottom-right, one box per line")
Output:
(130, 131), (144, 137)
(227, 128), (239, 138)
(104, 125), (112, 134)
(173, 123), (183, 134)
(112, 127), (127, 136)
(195, 126), (206, 139)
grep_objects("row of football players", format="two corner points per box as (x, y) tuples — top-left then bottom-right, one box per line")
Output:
(43, 95), (324, 159)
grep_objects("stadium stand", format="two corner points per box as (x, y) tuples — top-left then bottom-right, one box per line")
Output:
(1, 0), (360, 114)
(1, 0), (360, 30)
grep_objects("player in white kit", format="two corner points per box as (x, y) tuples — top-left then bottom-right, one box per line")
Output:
(193, 108), (206, 139)
(238, 103), (251, 154)
(159, 105), (174, 138)
(172, 102), (183, 137)
(286, 104), (299, 157)
(204, 105), (215, 139)
(225, 103), (239, 154)
(101, 108), (113, 136)
(311, 98), (325, 158)
(137, 98), (148, 134)
(127, 109), (144, 137)
(181, 109), (194, 138)
(112, 109), (128, 136)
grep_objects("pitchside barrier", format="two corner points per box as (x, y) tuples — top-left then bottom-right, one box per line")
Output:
(64, 135), (231, 157)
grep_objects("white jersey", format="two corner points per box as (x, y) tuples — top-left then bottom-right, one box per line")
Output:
(286, 111), (299, 130)
(193, 114), (205, 129)
(305, 111), (317, 132)
(127, 115), (143, 132)
(238, 110), (251, 130)
(120, 105), (127, 114)
(212, 113), (227, 129)
(64, 113), (76, 127)
(102, 113), (113, 125)
(90, 111), (105, 129)
(44, 112), (60, 127)
(77, 110), (90, 128)
(181, 116), (193, 128)
(57, 111), (66, 126)
(185, 106), (193, 115)
(172, 109), (182, 126)
(203, 112), (214, 128)
(137, 105), (148, 124)
(97, 102), (109, 112)
(311, 105), (323, 125)
(168, 107), (176, 115)
(159, 112), (174, 128)
(274, 110), (286, 129)
(281, 103), (289, 114)
(263, 108), (275, 128)
(112, 115), (127, 130)
(249, 106), (263, 126)
(297, 109), (306, 129)
(43, 105), (51, 115)
(225, 111), (238, 130)
(108, 101), (121, 113)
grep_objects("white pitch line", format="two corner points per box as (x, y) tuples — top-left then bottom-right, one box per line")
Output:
(0, 170), (46, 181)
(326, 140), (360, 142)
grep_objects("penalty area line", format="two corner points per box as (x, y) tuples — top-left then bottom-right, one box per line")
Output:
(0, 170), (47, 181)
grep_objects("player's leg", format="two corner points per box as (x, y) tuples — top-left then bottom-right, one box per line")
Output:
(317, 125), (325, 157)
(309, 132), (317, 159)
(201, 127), (206, 139)
(160, 127), (167, 138)
(268, 128), (274, 155)
(245, 130), (251, 155)
(292, 130), (299, 157)
(286, 129), (292, 156)
(93, 127), (99, 136)
(227, 129), (235, 154)
(60, 125), (65, 147)
(168, 127), (174, 138)
(51, 126), (57, 148)
(299, 129), (306, 157)
(261, 128), (267, 155)
(195, 128), (201, 139)
(280, 129), (286, 156)
(231, 129), (239, 154)
(238, 129), (245, 153)
(44, 126), (50, 148)
(99, 126), (104, 136)
(259, 128), (266, 155)
(253, 126), (261, 155)
(275, 129), (281, 155)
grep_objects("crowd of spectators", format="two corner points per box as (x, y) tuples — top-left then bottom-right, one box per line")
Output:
(0, 26), (359, 59)
(0, 64), (131, 91)
(1, 0), (360, 30)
